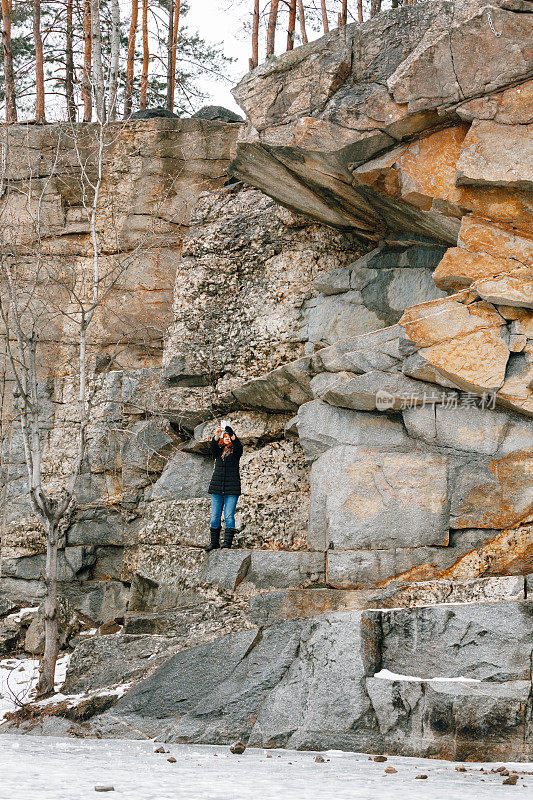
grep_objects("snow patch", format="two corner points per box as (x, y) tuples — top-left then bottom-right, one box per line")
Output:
(4, 606), (39, 624)
(0, 653), (71, 721)
(373, 669), (481, 683)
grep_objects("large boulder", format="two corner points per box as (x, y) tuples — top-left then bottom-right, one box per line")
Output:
(308, 446), (450, 550)
(380, 600), (533, 682)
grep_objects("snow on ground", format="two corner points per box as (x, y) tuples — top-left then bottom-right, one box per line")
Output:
(0, 654), (70, 721)
(0, 736), (531, 800)
(4, 606), (39, 624)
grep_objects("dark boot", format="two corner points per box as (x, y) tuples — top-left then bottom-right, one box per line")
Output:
(221, 528), (236, 549)
(206, 527), (221, 552)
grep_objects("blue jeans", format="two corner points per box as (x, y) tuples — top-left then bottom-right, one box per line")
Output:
(210, 494), (239, 529)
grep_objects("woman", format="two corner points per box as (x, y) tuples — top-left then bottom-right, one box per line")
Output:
(206, 423), (243, 551)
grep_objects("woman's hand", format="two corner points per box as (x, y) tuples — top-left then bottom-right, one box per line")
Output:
(215, 426), (223, 440)
(231, 434), (236, 441)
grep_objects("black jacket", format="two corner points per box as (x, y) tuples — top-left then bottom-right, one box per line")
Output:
(208, 436), (243, 496)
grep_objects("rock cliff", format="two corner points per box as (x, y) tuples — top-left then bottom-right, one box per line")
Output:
(1, 0), (533, 762)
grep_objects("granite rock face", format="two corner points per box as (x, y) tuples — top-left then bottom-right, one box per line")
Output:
(66, 604), (533, 760)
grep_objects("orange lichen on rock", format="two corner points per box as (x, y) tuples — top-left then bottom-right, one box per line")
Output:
(399, 295), (504, 348)
(442, 525), (533, 582)
(432, 247), (520, 291)
(418, 328), (510, 392)
(473, 268), (533, 310)
(458, 215), (533, 265)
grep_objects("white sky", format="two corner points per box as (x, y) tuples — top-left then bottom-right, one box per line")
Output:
(186, 0), (263, 114)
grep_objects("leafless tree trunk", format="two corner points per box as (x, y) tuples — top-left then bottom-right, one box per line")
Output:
(357, 0), (363, 21)
(320, 0), (330, 33)
(82, 0), (92, 122)
(250, 0), (259, 69)
(1, 0), (17, 123)
(371, 0), (382, 16)
(266, 0), (279, 57)
(65, 0), (76, 122)
(166, 0), (180, 111)
(287, 0), (296, 50)
(90, 0), (106, 122)
(109, 0), (120, 120)
(38, 518), (59, 694)
(140, 0), (149, 109)
(124, 0), (139, 117)
(33, 0), (45, 123)
(297, 0), (308, 44)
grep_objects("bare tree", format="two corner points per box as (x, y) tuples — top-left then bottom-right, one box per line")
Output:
(1, 0), (17, 123)
(109, 0), (121, 121)
(65, 0), (76, 122)
(124, 0), (139, 117)
(140, 0), (149, 109)
(90, 0), (106, 122)
(371, 0), (382, 16)
(82, 0), (92, 122)
(357, 0), (363, 21)
(0, 115), (192, 694)
(33, 0), (45, 124)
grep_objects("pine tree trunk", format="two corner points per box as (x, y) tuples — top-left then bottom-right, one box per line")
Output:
(36, 519), (58, 697)
(65, 0), (76, 121)
(357, 0), (363, 21)
(33, 0), (45, 123)
(166, 0), (180, 111)
(90, 0), (106, 121)
(1, 0), (17, 123)
(251, 0), (259, 68)
(340, 0), (348, 25)
(109, 0), (120, 120)
(82, 0), (92, 122)
(370, 0), (382, 16)
(166, 0), (174, 109)
(140, 0), (149, 109)
(124, 0), (138, 117)
(286, 0), (296, 50)
(266, 0), (279, 57)
(297, 0), (308, 44)
(320, 0), (329, 33)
